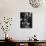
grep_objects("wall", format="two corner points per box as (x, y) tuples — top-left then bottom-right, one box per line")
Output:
(0, 0), (46, 40)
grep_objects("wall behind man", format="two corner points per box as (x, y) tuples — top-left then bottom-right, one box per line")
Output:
(0, 0), (46, 40)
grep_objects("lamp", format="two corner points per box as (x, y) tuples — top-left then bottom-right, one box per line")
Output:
(29, 0), (44, 8)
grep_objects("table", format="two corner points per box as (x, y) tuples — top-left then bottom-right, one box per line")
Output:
(14, 40), (46, 46)
(5, 39), (46, 46)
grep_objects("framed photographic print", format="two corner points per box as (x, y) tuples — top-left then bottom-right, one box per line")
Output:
(20, 12), (32, 28)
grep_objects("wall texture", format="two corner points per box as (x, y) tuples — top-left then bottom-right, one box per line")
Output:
(0, 0), (46, 40)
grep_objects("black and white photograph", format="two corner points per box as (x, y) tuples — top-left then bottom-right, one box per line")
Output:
(20, 12), (32, 28)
